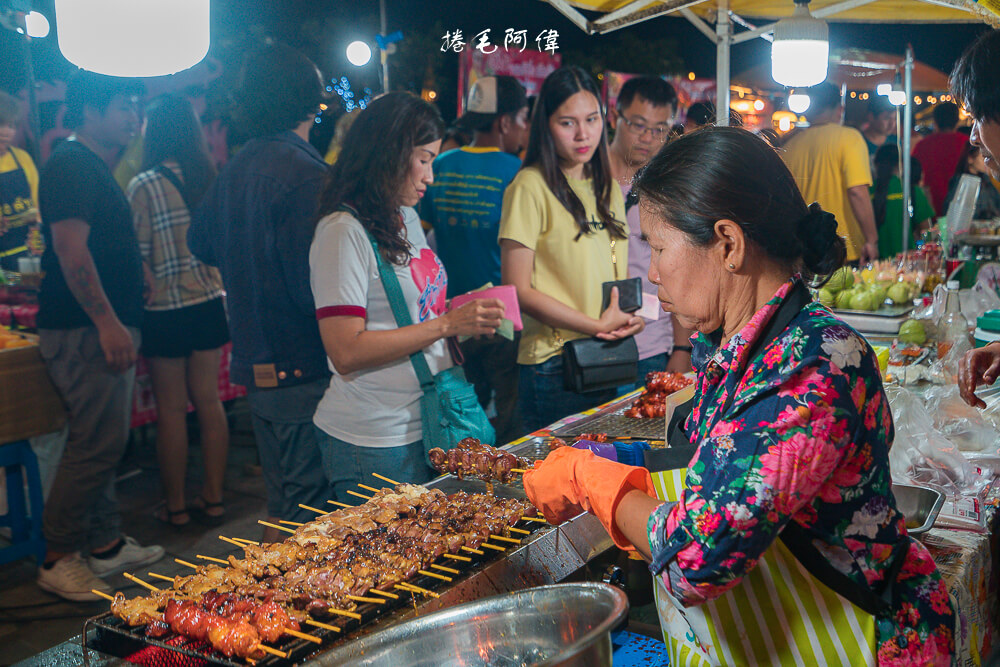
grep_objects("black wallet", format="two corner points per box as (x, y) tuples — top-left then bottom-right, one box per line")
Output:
(601, 277), (642, 313)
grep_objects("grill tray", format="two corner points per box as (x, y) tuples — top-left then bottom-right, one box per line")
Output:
(550, 396), (666, 440)
(83, 515), (548, 667)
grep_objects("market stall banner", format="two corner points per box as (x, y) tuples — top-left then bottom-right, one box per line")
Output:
(457, 48), (561, 116)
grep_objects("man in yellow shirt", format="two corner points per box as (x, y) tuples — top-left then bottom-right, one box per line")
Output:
(782, 83), (879, 265)
(0, 91), (41, 271)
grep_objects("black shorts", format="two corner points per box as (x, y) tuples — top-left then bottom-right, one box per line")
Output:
(141, 297), (230, 359)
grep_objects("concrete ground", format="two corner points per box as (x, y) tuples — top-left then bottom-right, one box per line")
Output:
(0, 399), (272, 666)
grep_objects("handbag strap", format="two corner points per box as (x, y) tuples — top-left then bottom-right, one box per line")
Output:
(155, 164), (192, 211)
(339, 204), (435, 390)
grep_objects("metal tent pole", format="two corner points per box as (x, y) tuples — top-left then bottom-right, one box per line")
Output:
(715, 0), (731, 126)
(380, 0), (390, 92)
(901, 45), (914, 251)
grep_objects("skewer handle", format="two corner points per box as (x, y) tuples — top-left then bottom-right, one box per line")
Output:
(442, 553), (471, 562)
(460, 546), (484, 555)
(327, 500), (352, 508)
(508, 527), (530, 535)
(510, 468), (528, 473)
(258, 519), (296, 534)
(175, 558), (199, 570)
(418, 569), (452, 581)
(346, 594), (385, 604)
(346, 490), (373, 501)
(521, 516), (548, 523)
(305, 619), (342, 633)
(481, 542), (506, 551)
(147, 572), (175, 583)
(299, 503), (326, 514)
(367, 589), (399, 599)
(371, 472), (401, 485)
(431, 563), (460, 574)
(327, 607), (362, 620)
(196, 554), (229, 565)
(279, 520), (304, 526)
(91, 589), (115, 602)
(284, 628), (322, 644)
(357, 483), (380, 494)
(122, 572), (161, 593)
(490, 535), (521, 544)
(256, 645), (288, 658)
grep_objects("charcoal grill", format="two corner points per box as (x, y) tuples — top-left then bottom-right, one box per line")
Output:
(79, 440), (614, 666)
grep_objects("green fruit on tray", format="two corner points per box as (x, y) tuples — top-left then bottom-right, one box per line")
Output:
(868, 284), (888, 306)
(835, 290), (855, 310)
(826, 266), (854, 293)
(887, 282), (912, 305)
(898, 319), (927, 345)
(817, 287), (835, 308)
(850, 291), (876, 311)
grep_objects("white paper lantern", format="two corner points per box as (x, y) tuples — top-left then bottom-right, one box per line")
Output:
(55, 0), (209, 77)
(771, 1), (829, 88)
(788, 93), (811, 114)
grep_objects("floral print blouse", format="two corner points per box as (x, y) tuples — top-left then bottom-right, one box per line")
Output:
(647, 278), (955, 665)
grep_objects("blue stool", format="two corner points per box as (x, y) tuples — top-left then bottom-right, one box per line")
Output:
(0, 439), (46, 566)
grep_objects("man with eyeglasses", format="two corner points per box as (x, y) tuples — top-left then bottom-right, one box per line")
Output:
(608, 76), (693, 385)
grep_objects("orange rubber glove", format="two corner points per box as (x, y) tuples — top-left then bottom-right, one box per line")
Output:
(523, 446), (656, 551)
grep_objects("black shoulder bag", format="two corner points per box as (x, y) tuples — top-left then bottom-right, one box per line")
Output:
(644, 281), (908, 620)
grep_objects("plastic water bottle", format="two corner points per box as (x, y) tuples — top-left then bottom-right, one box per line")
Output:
(937, 280), (970, 359)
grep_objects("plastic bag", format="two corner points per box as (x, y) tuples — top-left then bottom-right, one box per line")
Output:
(926, 331), (972, 384)
(886, 385), (982, 496)
(920, 384), (1000, 455)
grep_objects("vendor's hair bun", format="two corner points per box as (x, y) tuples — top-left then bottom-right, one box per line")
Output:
(795, 202), (847, 279)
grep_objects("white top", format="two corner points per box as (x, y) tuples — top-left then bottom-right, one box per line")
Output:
(310, 206), (452, 447)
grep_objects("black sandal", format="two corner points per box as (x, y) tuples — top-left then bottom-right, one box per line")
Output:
(153, 503), (191, 527)
(190, 497), (226, 527)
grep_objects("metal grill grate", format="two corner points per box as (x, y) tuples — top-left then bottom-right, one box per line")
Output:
(83, 517), (549, 667)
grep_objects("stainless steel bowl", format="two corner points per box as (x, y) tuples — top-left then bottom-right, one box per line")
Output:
(315, 582), (629, 667)
(892, 483), (945, 535)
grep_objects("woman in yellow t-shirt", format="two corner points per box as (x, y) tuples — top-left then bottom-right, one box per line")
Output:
(499, 66), (642, 433)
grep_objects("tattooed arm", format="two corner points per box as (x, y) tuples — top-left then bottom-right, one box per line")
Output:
(50, 218), (136, 372)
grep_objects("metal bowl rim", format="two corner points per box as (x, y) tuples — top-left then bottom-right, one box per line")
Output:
(892, 482), (945, 535)
(317, 582), (629, 666)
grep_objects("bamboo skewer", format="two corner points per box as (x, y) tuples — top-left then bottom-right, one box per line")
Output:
(219, 535), (247, 549)
(299, 503), (327, 514)
(279, 520), (304, 526)
(460, 546), (484, 555)
(147, 572), (175, 583)
(396, 582), (439, 598)
(327, 607), (363, 620)
(123, 572), (161, 593)
(481, 542), (506, 552)
(91, 589), (115, 602)
(175, 558), (198, 570)
(368, 589), (399, 600)
(510, 468), (528, 474)
(346, 594), (385, 604)
(346, 490), (372, 501)
(196, 554), (229, 565)
(372, 472), (400, 485)
(232, 537), (259, 545)
(521, 516), (548, 523)
(418, 569), (452, 582)
(258, 520), (296, 534)
(256, 645), (287, 658)
(431, 563), (460, 574)
(305, 619), (342, 633)
(357, 483), (380, 494)
(508, 527), (530, 535)
(490, 535), (521, 544)
(443, 553), (471, 562)
(327, 500), (352, 508)
(284, 628), (322, 644)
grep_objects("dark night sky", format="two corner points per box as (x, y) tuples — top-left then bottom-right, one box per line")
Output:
(2, 1), (991, 100)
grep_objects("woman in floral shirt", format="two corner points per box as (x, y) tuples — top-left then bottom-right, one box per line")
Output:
(524, 127), (954, 665)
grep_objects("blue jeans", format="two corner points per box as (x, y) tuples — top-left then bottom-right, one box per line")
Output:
(247, 378), (334, 522)
(617, 352), (670, 394)
(518, 354), (618, 434)
(313, 429), (437, 503)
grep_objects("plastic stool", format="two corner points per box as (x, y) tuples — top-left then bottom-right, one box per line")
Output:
(0, 439), (46, 565)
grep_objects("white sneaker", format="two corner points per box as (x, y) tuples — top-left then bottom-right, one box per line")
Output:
(37, 553), (113, 602)
(88, 535), (165, 578)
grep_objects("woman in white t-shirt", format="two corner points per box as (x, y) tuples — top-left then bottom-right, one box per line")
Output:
(310, 93), (505, 500)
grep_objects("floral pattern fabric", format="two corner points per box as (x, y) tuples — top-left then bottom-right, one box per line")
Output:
(647, 278), (955, 665)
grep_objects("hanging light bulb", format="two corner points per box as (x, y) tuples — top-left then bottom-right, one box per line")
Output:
(55, 0), (209, 77)
(25, 11), (50, 39)
(876, 83), (892, 97)
(788, 92), (811, 114)
(771, 0), (829, 87)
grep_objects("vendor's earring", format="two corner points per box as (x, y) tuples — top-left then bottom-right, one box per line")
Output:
(728, 263), (735, 270)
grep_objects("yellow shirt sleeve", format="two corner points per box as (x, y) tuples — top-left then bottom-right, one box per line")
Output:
(841, 128), (873, 190)
(498, 168), (545, 250)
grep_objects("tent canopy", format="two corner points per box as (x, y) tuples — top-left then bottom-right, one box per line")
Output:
(733, 48), (952, 92)
(550, 0), (995, 35)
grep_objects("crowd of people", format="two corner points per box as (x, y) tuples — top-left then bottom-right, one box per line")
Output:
(0, 30), (996, 633)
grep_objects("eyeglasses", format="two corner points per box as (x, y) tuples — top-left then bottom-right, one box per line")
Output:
(619, 116), (669, 141)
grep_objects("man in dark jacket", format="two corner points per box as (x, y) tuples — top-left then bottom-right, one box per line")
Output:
(189, 44), (332, 542)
